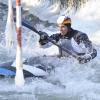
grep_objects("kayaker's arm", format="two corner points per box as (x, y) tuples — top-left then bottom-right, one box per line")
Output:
(74, 33), (97, 63)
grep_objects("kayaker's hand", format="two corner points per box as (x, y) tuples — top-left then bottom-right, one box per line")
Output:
(39, 31), (49, 45)
(78, 56), (91, 64)
(39, 31), (48, 40)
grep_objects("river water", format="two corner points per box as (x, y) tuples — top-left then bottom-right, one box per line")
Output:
(0, 0), (100, 100)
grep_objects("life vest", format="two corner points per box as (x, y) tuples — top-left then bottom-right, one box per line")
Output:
(57, 35), (87, 57)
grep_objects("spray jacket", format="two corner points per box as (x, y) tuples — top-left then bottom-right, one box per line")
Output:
(39, 28), (97, 63)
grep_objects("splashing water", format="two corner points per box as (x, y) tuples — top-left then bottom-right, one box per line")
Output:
(0, 0), (100, 100)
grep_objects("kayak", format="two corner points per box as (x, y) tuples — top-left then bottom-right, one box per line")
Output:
(0, 59), (51, 78)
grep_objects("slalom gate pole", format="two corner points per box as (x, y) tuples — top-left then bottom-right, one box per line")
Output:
(21, 20), (79, 59)
(15, 0), (25, 86)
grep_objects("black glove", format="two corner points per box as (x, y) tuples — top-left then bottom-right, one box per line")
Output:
(78, 56), (91, 64)
(39, 31), (49, 45)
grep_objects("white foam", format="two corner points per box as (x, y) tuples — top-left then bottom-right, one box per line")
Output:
(0, 0), (100, 99)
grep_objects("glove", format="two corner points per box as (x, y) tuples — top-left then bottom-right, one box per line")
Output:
(39, 31), (49, 45)
(78, 56), (91, 64)
(39, 31), (48, 40)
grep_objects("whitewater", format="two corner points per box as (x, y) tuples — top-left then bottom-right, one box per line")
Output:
(0, 0), (100, 100)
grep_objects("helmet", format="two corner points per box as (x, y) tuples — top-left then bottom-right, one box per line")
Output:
(57, 15), (71, 25)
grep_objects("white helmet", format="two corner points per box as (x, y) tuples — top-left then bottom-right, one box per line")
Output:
(57, 15), (71, 25)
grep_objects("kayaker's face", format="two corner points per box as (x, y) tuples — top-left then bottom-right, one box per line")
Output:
(58, 25), (68, 36)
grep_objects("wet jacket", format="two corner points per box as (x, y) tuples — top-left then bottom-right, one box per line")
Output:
(39, 28), (97, 62)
